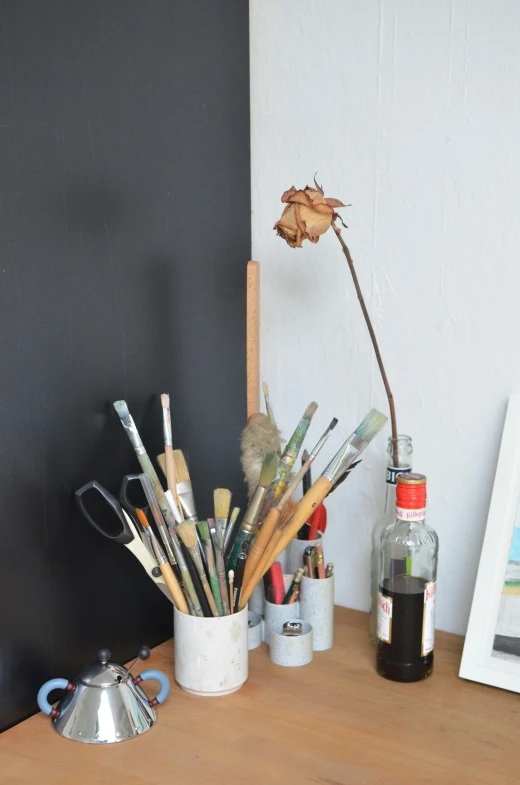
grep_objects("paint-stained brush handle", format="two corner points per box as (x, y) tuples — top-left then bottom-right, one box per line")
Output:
(262, 476), (333, 576)
(240, 526), (283, 610)
(215, 546), (230, 615)
(159, 562), (190, 615)
(242, 507), (280, 589)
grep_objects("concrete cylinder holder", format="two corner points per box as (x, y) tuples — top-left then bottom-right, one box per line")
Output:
(269, 619), (313, 667)
(249, 581), (265, 617)
(286, 532), (324, 574)
(300, 574), (334, 651)
(263, 599), (300, 645)
(248, 610), (264, 650)
(174, 605), (248, 696)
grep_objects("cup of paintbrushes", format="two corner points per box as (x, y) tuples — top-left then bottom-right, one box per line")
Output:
(173, 604), (248, 696)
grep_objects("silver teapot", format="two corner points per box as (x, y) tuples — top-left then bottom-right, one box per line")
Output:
(37, 646), (170, 744)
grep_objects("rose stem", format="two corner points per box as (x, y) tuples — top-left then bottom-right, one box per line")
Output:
(334, 228), (398, 466)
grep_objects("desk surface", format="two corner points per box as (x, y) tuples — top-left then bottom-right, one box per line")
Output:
(1, 607), (519, 785)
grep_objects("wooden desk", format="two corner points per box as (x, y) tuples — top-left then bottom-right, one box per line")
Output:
(1, 608), (519, 785)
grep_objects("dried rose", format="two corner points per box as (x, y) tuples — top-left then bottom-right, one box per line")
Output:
(274, 180), (346, 248)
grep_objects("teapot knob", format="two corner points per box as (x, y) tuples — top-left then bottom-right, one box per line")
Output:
(138, 646), (151, 661)
(97, 647), (111, 664)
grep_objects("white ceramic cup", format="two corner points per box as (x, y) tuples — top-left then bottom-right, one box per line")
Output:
(263, 599), (300, 644)
(300, 574), (334, 651)
(248, 611), (264, 650)
(286, 532), (324, 574)
(174, 605), (248, 696)
(269, 619), (313, 667)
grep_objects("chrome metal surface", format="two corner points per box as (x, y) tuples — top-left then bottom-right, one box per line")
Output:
(52, 677), (156, 744)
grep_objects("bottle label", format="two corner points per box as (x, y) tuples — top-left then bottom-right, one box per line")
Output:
(422, 581), (436, 655)
(386, 466), (412, 485)
(377, 591), (393, 643)
(396, 506), (426, 521)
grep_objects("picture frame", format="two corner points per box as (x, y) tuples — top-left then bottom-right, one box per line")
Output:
(460, 394), (520, 692)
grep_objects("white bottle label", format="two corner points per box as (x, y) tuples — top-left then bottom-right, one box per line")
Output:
(396, 506), (426, 521)
(422, 581), (436, 655)
(377, 591), (393, 643)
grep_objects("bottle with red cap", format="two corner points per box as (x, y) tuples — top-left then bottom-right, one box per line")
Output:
(376, 473), (438, 682)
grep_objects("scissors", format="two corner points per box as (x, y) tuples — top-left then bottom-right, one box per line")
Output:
(74, 479), (174, 604)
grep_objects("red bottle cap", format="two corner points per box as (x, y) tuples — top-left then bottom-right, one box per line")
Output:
(396, 473), (427, 519)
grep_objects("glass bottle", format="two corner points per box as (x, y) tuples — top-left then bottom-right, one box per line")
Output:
(376, 473), (438, 682)
(369, 436), (413, 643)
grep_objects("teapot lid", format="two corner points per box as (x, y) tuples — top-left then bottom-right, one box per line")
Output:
(79, 648), (130, 688)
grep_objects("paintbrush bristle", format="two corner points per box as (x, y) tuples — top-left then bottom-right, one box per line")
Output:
(303, 401), (318, 420)
(197, 520), (210, 540)
(113, 400), (130, 418)
(161, 393), (170, 408)
(259, 451), (279, 488)
(279, 499), (297, 529)
(176, 521), (198, 549)
(157, 453), (166, 476)
(355, 408), (388, 444)
(173, 449), (190, 483)
(262, 382), (269, 396)
(229, 507), (240, 525)
(214, 488), (232, 519)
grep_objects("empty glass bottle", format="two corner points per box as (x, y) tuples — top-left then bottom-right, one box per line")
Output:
(376, 473), (438, 682)
(369, 436), (413, 643)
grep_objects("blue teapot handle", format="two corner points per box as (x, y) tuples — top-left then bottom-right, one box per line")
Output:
(37, 678), (76, 717)
(134, 669), (170, 707)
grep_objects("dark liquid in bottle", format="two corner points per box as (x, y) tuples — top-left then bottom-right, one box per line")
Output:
(376, 575), (433, 683)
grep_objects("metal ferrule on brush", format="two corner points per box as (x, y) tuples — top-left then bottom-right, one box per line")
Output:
(161, 408), (173, 447)
(151, 535), (166, 566)
(176, 482), (197, 520)
(322, 435), (365, 484)
(241, 486), (269, 535)
(117, 410), (146, 456)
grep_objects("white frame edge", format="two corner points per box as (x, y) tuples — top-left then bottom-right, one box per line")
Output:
(460, 394), (520, 692)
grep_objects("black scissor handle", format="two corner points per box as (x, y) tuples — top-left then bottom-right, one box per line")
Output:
(75, 481), (134, 545)
(119, 474), (150, 520)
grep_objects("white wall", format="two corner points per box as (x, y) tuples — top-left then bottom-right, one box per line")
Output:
(250, 0), (520, 634)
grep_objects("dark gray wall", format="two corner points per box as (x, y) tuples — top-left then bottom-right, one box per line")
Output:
(0, 0), (249, 731)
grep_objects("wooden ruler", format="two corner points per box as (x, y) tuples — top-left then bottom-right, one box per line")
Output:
(246, 261), (260, 420)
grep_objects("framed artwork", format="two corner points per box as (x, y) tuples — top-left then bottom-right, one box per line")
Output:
(460, 394), (520, 692)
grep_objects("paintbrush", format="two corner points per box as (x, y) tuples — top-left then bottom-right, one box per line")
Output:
(160, 394), (183, 519)
(227, 451), (279, 572)
(241, 500), (297, 609)
(207, 517), (231, 616)
(222, 506), (240, 553)
(228, 570), (234, 615)
(232, 551), (247, 612)
(113, 401), (183, 530)
(176, 521), (218, 617)
(197, 520), (224, 616)
(241, 418), (337, 593)
(135, 509), (190, 615)
(172, 449), (208, 570)
(240, 409), (387, 608)
(255, 408), (387, 581)
(261, 401), (319, 519)
(214, 488), (232, 544)
(140, 474), (202, 616)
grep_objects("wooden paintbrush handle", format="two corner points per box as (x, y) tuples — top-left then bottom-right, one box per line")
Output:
(159, 562), (190, 615)
(202, 541), (224, 616)
(266, 477), (333, 571)
(242, 508), (280, 588)
(200, 571), (219, 617)
(215, 547), (230, 615)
